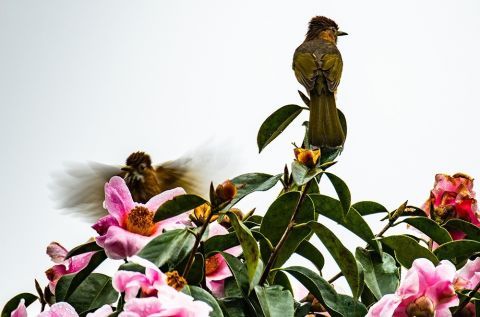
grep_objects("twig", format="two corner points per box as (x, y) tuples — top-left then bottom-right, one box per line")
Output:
(259, 181), (312, 285)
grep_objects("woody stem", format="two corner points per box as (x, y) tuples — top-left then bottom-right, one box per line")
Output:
(259, 180), (312, 285)
(183, 211), (215, 278)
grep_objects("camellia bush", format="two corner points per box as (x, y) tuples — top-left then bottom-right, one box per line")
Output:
(3, 85), (480, 316)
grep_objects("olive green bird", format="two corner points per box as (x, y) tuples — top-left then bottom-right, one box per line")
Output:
(293, 16), (347, 148)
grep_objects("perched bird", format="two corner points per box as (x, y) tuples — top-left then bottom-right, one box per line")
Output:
(292, 16), (347, 148)
(51, 151), (208, 222)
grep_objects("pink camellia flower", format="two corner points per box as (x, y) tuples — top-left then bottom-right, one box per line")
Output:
(204, 222), (242, 297)
(92, 176), (189, 259)
(367, 258), (458, 317)
(45, 242), (94, 293)
(423, 173), (479, 240)
(11, 299), (27, 317)
(455, 257), (480, 290)
(113, 267), (167, 300)
(119, 285), (212, 317)
(10, 301), (112, 317)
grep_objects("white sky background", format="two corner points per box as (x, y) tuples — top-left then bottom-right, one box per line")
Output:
(1, 0), (480, 306)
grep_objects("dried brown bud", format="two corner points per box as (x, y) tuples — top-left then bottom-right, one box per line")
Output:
(166, 271), (187, 291)
(294, 148), (320, 168)
(218, 208), (244, 228)
(406, 296), (434, 317)
(215, 180), (237, 203)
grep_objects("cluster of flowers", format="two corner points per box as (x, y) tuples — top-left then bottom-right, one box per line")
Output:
(15, 176), (243, 316)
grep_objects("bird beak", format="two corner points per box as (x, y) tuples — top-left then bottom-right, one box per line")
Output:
(337, 30), (348, 36)
(121, 166), (133, 172)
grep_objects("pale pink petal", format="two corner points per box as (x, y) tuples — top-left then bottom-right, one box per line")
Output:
(225, 245), (242, 257)
(121, 297), (164, 316)
(86, 305), (114, 317)
(145, 267), (167, 289)
(207, 254), (232, 281)
(366, 294), (402, 317)
(11, 299), (27, 317)
(145, 187), (186, 211)
(46, 242), (68, 263)
(113, 270), (148, 300)
(38, 302), (79, 317)
(68, 252), (94, 273)
(96, 226), (151, 260)
(456, 258), (480, 289)
(208, 222), (229, 238)
(155, 285), (212, 316)
(92, 215), (119, 236)
(104, 176), (135, 224)
(156, 212), (192, 232)
(206, 279), (225, 298)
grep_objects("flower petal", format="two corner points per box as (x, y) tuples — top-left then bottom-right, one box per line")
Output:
(86, 305), (114, 317)
(366, 294), (402, 317)
(38, 302), (79, 317)
(11, 299), (28, 317)
(96, 226), (151, 260)
(46, 242), (68, 264)
(113, 270), (148, 300)
(145, 187), (186, 211)
(67, 252), (94, 273)
(104, 176), (135, 224)
(92, 215), (119, 236)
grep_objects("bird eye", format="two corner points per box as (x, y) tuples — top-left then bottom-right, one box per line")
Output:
(139, 163), (147, 171)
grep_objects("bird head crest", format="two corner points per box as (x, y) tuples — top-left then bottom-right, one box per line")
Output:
(126, 151), (152, 168)
(306, 16), (339, 41)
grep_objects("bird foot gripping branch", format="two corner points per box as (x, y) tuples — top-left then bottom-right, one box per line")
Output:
(5, 15), (480, 317)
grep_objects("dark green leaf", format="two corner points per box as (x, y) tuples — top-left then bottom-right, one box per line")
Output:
(295, 240), (325, 273)
(260, 192), (314, 270)
(379, 235), (438, 268)
(185, 253), (204, 285)
(444, 219), (480, 242)
(402, 217), (452, 245)
(284, 266), (367, 317)
(221, 252), (249, 295)
(309, 194), (381, 254)
(257, 104), (303, 153)
(309, 222), (363, 299)
(434, 239), (480, 261)
(294, 303), (312, 317)
(291, 161), (323, 186)
(118, 262), (145, 273)
(272, 271), (293, 294)
(355, 248), (399, 300)
(57, 273), (117, 314)
(154, 194), (206, 222)
(137, 229), (195, 267)
(183, 285), (223, 317)
(254, 285), (295, 317)
(228, 212), (262, 290)
(351, 201), (388, 216)
(224, 277), (243, 298)
(218, 298), (249, 317)
(324, 173), (351, 216)
(204, 232), (239, 256)
(65, 241), (103, 259)
(56, 250), (107, 301)
(1, 293), (37, 317)
(227, 173), (281, 208)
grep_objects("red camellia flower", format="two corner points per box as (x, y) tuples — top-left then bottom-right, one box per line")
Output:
(423, 173), (479, 240)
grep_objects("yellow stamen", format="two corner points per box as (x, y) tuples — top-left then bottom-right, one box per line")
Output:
(125, 206), (155, 236)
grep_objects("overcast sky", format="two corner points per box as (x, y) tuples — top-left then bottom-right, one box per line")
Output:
(1, 0), (480, 306)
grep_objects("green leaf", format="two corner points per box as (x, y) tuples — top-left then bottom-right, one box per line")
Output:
(184, 253), (204, 285)
(137, 229), (195, 267)
(355, 248), (399, 300)
(434, 239), (480, 261)
(55, 250), (107, 301)
(183, 285), (224, 317)
(291, 161), (323, 186)
(56, 273), (117, 314)
(351, 201), (388, 216)
(309, 194), (381, 254)
(295, 240), (325, 273)
(444, 219), (480, 242)
(379, 235), (438, 268)
(298, 90), (311, 108)
(65, 241), (103, 259)
(1, 293), (37, 317)
(154, 194), (206, 222)
(324, 173), (351, 216)
(272, 271), (293, 294)
(228, 212), (262, 290)
(221, 252), (249, 295)
(260, 192), (314, 270)
(257, 104), (303, 153)
(254, 285), (295, 317)
(284, 266), (367, 317)
(308, 222), (363, 299)
(227, 173), (281, 208)
(218, 298), (249, 317)
(402, 217), (452, 245)
(118, 262), (145, 273)
(204, 231), (239, 255)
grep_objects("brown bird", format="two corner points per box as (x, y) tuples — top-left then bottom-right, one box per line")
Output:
(292, 16), (347, 148)
(51, 151), (204, 222)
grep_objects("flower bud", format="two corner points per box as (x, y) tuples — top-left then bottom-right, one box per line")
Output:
(190, 203), (218, 225)
(218, 208), (244, 228)
(215, 180), (237, 203)
(405, 296), (434, 317)
(294, 148), (320, 168)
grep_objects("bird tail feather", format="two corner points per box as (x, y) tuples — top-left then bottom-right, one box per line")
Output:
(309, 91), (345, 148)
